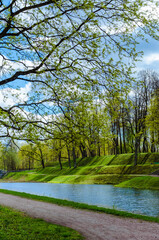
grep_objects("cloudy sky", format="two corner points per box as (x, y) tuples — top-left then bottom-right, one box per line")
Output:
(136, 34), (159, 73)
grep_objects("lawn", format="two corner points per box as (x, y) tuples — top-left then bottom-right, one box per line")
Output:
(0, 205), (83, 240)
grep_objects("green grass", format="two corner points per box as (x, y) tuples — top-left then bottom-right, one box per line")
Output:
(37, 164), (158, 176)
(0, 189), (159, 224)
(116, 176), (159, 190)
(76, 155), (115, 166)
(3, 165), (159, 185)
(2, 153), (159, 187)
(0, 204), (83, 240)
(76, 153), (159, 166)
(2, 172), (134, 184)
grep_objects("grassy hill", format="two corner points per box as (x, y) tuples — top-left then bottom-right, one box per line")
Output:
(2, 153), (159, 189)
(116, 176), (159, 190)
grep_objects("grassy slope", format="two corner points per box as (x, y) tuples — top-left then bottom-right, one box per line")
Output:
(2, 153), (159, 189)
(116, 176), (159, 190)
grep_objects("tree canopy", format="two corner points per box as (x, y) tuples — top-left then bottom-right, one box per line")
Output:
(0, 0), (158, 141)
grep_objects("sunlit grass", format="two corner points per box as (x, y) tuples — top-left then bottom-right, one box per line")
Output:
(116, 176), (159, 190)
(0, 205), (84, 240)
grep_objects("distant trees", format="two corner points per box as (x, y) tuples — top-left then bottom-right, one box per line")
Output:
(1, 140), (19, 171)
(18, 142), (53, 169)
(146, 88), (159, 152)
(133, 70), (159, 155)
(18, 144), (35, 170)
(108, 70), (159, 165)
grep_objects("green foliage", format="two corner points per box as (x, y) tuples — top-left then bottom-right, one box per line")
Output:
(1, 148), (19, 171)
(18, 142), (56, 169)
(0, 206), (83, 240)
(146, 90), (159, 146)
(18, 144), (35, 169)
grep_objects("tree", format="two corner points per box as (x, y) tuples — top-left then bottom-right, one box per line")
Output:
(1, 140), (19, 171)
(126, 70), (159, 164)
(0, 0), (158, 142)
(146, 89), (159, 152)
(136, 70), (159, 153)
(18, 143), (35, 169)
(19, 141), (53, 169)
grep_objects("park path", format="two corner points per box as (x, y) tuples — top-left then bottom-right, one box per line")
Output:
(0, 193), (158, 240)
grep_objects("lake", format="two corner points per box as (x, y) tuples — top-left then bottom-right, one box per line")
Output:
(0, 182), (159, 217)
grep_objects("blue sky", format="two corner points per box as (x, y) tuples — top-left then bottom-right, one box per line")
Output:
(136, 35), (159, 73)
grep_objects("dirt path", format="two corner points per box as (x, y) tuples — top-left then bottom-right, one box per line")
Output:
(0, 193), (158, 240)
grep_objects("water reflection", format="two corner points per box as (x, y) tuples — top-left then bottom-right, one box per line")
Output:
(0, 182), (158, 217)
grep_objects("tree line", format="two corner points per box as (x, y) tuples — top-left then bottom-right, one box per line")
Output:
(0, 69), (158, 170)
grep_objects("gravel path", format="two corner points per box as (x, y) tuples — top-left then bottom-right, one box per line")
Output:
(0, 193), (159, 240)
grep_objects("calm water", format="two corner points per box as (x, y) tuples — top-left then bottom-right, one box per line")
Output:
(0, 182), (159, 217)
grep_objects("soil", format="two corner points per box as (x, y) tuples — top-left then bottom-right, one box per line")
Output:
(0, 193), (158, 240)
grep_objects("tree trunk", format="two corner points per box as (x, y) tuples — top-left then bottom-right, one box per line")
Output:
(41, 158), (45, 169)
(118, 120), (122, 154)
(122, 108), (127, 153)
(143, 134), (148, 153)
(151, 131), (156, 152)
(79, 144), (87, 158)
(134, 137), (138, 166)
(90, 145), (96, 157)
(103, 142), (106, 156)
(72, 145), (77, 168)
(67, 147), (71, 168)
(134, 99), (138, 166)
(58, 151), (62, 170)
(39, 148), (45, 168)
(97, 139), (101, 156)
(115, 131), (119, 155)
(29, 156), (31, 170)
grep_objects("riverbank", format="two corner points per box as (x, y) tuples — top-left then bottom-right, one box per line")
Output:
(2, 153), (159, 190)
(0, 191), (158, 240)
(116, 176), (159, 190)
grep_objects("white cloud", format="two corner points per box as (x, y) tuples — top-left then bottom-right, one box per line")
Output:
(0, 83), (31, 108)
(129, 90), (135, 98)
(0, 55), (38, 77)
(99, 1), (159, 36)
(143, 53), (159, 64)
(140, 1), (159, 21)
